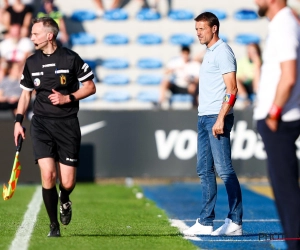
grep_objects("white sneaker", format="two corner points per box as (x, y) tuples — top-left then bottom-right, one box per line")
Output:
(211, 218), (242, 236)
(183, 219), (213, 236)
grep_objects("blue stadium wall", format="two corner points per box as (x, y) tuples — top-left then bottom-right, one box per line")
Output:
(1, 109), (298, 183)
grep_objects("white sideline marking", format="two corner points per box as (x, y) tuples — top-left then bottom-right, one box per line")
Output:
(10, 186), (43, 250)
(169, 219), (202, 241)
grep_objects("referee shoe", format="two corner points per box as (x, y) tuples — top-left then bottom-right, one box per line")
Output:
(47, 222), (60, 237)
(60, 200), (72, 225)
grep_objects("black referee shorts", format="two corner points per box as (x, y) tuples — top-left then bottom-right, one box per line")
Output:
(30, 115), (81, 167)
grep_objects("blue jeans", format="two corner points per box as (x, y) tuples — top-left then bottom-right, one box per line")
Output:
(197, 114), (243, 226)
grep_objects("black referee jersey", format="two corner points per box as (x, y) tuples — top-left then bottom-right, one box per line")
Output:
(20, 46), (94, 118)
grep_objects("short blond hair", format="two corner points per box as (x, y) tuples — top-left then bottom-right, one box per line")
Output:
(32, 17), (59, 38)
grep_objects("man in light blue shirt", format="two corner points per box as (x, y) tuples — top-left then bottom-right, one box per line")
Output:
(198, 39), (236, 116)
(183, 12), (243, 237)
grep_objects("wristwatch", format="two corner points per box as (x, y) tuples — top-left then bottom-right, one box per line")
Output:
(69, 94), (76, 102)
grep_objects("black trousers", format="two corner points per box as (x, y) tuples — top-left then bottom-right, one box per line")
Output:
(257, 119), (300, 250)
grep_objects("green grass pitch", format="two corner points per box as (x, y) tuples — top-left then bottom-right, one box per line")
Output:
(0, 183), (197, 250)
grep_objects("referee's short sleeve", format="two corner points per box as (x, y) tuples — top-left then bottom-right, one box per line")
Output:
(74, 54), (94, 83)
(20, 62), (34, 91)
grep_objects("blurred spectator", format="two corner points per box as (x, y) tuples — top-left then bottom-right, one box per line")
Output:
(159, 45), (201, 108)
(93, 0), (150, 15)
(118, 0), (150, 9)
(0, 23), (34, 80)
(193, 47), (206, 64)
(0, 2), (6, 29)
(1, 0), (33, 37)
(37, 0), (68, 46)
(151, 0), (172, 14)
(1, 0), (35, 12)
(0, 61), (22, 115)
(93, 0), (120, 16)
(235, 43), (262, 109)
(1, 0), (34, 8)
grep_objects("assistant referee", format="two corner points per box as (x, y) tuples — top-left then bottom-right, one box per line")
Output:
(14, 17), (96, 237)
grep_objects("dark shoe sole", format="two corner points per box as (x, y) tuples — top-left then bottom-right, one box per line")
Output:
(60, 212), (72, 225)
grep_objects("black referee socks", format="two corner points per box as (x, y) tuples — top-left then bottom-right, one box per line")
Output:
(42, 186), (59, 225)
(59, 184), (75, 204)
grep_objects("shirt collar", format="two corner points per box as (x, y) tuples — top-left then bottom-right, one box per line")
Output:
(207, 39), (223, 51)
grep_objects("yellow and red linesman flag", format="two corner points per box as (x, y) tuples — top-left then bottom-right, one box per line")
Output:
(3, 151), (22, 200)
(3, 128), (25, 201)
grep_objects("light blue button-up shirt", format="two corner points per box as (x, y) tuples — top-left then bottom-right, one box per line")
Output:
(198, 39), (237, 116)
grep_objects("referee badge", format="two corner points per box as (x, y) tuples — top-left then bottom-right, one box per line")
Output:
(34, 78), (41, 86)
(60, 74), (67, 85)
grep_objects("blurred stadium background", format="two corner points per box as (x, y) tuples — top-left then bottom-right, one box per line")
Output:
(62, 0), (269, 110)
(0, 0), (300, 184)
(1, 3), (299, 249)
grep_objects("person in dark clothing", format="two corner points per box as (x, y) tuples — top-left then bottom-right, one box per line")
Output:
(13, 17), (96, 237)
